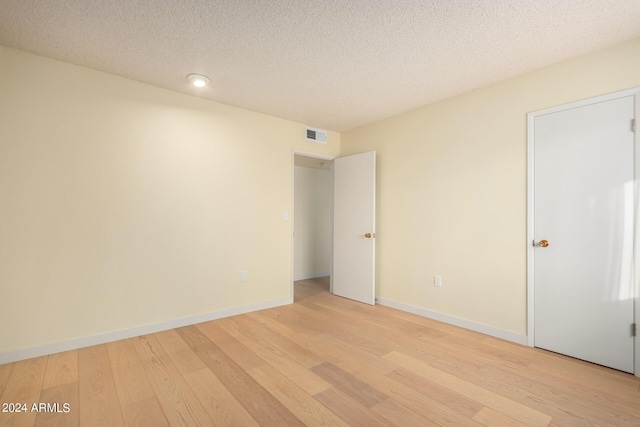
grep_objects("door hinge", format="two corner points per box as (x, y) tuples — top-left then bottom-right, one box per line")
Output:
(632, 118), (636, 133)
(632, 323), (636, 337)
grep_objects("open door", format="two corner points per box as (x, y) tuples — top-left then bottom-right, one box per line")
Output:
(333, 151), (376, 305)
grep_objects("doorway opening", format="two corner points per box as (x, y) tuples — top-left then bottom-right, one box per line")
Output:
(292, 152), (334, 302)
(294, 276), (330, 303)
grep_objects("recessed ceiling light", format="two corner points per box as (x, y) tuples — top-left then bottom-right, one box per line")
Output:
(187, 74), (210, 88)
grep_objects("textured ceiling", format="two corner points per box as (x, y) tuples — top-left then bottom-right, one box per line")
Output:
(295, 154), (332, 170)
(1, 1), (639, 131)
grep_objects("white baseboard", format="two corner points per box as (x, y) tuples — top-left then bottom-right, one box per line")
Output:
(293, 272), (330, 281)
(0, 296), (293, 365)
(376, 297), (528, 346)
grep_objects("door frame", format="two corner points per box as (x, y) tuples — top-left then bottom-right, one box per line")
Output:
(526, 87), (640, 377)
(291, 149), (336, 299)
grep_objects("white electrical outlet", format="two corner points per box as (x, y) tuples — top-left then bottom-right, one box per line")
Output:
(434, 275), (442, 287)
(240, 271), (247, 282)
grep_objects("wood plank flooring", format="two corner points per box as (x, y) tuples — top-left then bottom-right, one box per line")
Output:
(1, 276), (639, 426)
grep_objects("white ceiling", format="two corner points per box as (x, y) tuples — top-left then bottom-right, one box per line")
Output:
(1, 1), (639, 132)
(295, 154), (332, 170)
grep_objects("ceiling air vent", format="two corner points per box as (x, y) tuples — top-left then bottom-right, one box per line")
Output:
(305, 127), (327, 144)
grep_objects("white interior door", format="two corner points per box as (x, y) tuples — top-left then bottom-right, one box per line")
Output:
(533, 95), (635, 373)
(333, 151), (376, 305)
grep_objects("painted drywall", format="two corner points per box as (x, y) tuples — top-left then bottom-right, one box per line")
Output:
(293, 165), (332, 280)
(341, 37), (640, 336)
(0, 45), (340, 356)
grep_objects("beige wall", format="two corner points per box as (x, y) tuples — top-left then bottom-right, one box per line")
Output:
(0, 46), (340, 355)
(294, 165), (332, 280)
(341, 37), (640, 336)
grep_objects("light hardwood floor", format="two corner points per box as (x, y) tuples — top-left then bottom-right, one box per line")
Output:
(1, 277), (639, 426)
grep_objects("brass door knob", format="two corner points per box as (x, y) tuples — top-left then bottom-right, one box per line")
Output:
(538, 240), (549, 247)
(364, 233), (375, 238)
